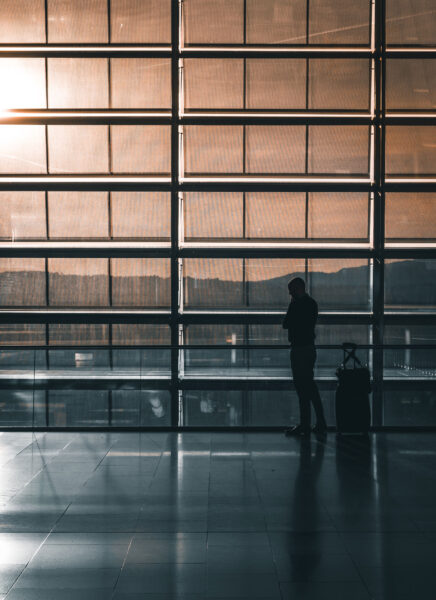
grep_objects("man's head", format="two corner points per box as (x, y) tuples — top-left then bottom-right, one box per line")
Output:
(288, 277), (306, 299)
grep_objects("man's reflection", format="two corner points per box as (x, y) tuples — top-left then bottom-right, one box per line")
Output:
(289, 437), (325, 586)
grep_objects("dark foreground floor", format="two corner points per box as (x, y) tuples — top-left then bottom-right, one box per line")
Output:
(0, 431), (435, 600)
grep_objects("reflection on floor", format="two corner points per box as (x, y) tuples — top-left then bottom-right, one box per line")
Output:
(0, 431), (435, 599)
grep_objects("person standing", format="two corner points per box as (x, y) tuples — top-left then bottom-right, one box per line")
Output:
(282, 277), (327, 436)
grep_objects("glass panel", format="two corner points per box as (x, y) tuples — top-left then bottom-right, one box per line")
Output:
(387, 59), (436, 110)
(48, 258), (109, 307)
(114, 348), (170, 375)
(248, 324), (289, 345)
(0, 258), (46, 306)
(185, 324), (244, 345)
(111, 126), (171, 174)
(184, 258), (370, 311)
(0, 126), (46, 174)
(246, 126), (306, 173)
(315, 324), (370, 374)
(111, 391), (171, 426)
(49, 324), (109, 345)
(246, 59), (306, 109)
(0, 192), (46, 240)
(111, 192), (170, 240)
(183, 391), (243, 426)
(48, 59), (108, 109)
(183, 259), (244, 309)
(246, 390), (337, 426)
(386, 126), (436, 175)
(246, 0), (306, 45)
(0, 59), (46, 110)
(246, 192), (306, 239)
(112, 324), (170, 345)
(184, 126), (243, 174)
(0, 0), (45, 43)
(384, 391), (436, 426)
(308, 192), (369, 239)
(46, 348), (110, 371)
(384, 325), (436, 379)
(385, 193), (436, 241)
(246, 258), (305, 308)
(309, 0), (370, 45)
(386, 0), (436, 45)
(186, 193), (368, 243)
(184, 192), (243, 239)
(184, 0), (244, 45)
(385, 259), (436, 311)
(47, 391), (108, 427)
(47, 0), (108, 43)
(245, 324), (370, 379)
(309, 59), (370, 110)
(0, 391), (45, 428)
(0, 324), (46, 345)
(48, 126), (109, 174)
(183, 390), (337, 427)
(111, 258), (171, 308)
(48, 192), (109, 239)
(110, 0), (171, 43)
(308, 126), (369, 174)
(184, 59), (244, 110)
(111, 59), (171, 109)
(184, 325), (246, 373)
(309, 258), (371, 311)
(385, 325), (436, 345)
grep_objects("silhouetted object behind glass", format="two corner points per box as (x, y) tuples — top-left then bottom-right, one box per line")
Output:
(336, 343), (371, 434)
(282, 277), (327, 436)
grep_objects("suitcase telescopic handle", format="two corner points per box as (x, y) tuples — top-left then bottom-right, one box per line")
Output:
(342, 342), (363, 368)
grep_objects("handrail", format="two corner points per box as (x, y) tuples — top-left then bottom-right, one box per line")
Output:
(0, 344), (435, 351)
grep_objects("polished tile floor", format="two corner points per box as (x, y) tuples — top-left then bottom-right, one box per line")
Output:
(0, 431), (435, 599)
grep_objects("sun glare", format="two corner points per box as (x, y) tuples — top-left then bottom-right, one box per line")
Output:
(0, 58), (46, 113)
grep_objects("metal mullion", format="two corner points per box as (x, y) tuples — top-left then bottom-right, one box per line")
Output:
(372, 0), (385, 427)
(170, 0), (181, 428)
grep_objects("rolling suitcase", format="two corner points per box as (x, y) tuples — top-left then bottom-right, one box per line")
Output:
(335, 343), (371, 434)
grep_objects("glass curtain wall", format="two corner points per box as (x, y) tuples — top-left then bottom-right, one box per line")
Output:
(0, 0), (434, 427)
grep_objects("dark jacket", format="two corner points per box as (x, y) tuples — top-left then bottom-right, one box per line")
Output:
(282, 294), (318, 346)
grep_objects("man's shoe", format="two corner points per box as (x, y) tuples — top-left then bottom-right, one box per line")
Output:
(285, 425), (311, 437)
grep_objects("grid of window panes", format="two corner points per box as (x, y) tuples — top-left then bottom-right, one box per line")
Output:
(0, 0), (435, 428)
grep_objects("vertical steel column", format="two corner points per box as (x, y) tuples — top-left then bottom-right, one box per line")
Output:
(372, 0), (386, 426)
(170, 0), (181, 428)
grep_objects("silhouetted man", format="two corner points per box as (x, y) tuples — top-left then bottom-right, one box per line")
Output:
(282, 277), (327, 436)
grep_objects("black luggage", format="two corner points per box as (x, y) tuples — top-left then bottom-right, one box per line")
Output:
(335, 343), (371, 434)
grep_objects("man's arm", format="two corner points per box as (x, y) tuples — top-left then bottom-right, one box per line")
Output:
(282, 303), (292, 329)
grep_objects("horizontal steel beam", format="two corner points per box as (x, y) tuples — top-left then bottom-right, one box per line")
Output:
(1, 112), (434, 127)
(0, 343), (433, 351)
(385, 179), (436, 192)
(0, 111), (172, 125)
(0, 177), (172, 191)
(180, 312), (374, 325)
(0, 45), (172, 57)
(384, 313), (436, 325)
(0, 310), (171, 324)
(181, 113), (373, 125)
(0, 243), (171, 258)
(180, 247), (374, 259)
(180, 177), (374, 192)
(383, 248), (436, 259)
(181, 47), (373, 58)
(0, 311), (433, 326)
